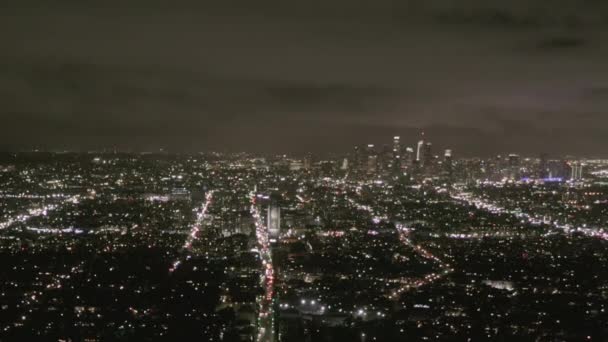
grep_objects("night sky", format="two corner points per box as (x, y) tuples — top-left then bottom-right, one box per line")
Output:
(1, 1), (607, 156)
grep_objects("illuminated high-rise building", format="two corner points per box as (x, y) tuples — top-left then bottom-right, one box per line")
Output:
(444, 149), (454, 180)
(353, 145), (362, 175)
(404, 147), (415, 168)
(444, 149), (453, 167)
(303, 153), (313, 171)
(392, 136), (401, 175)
(267, 202), (281, 241)
(423, 142), (433, 166)
(508, 154), (521, 179)
(415, 131), (426, 164)
(416, 140), (424, 162)
(392, 136), (401, 160)
(570, 162), (584, 181)
(365, 144), (378, 175)
(341, 158), (349, 170)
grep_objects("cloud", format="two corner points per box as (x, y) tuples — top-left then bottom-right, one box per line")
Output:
(536, 36), (587, 50)
(0, 59), (401, 141)
(264, 83), (396, 112)
(0, 1), (608, 155)
(582, 86), (608, 100)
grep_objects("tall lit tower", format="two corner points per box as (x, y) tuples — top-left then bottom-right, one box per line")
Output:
(416, 140), (424, 162)
(392, 136), (401, 175)
(416, 131), (426, 163)
(423, 142), (433, 166)
(508, 154), (521, 180)
(303, 153), (313, 171)
(393, 136), (401, 160)
(444, 149), (452, 160)
(341, 158), (349, 170)
(353, 145), (361, 176)
(267, 200), (281, 241)
(404, 147), (414, 167)
(570, 162), (583, 181)
(444, 149), (453, 180)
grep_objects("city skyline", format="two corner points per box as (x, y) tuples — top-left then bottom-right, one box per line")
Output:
(2, 134), (600, 160)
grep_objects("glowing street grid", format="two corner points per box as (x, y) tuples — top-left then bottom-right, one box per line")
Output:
(0, 151), (607, 341)
(169, 191), (215, 273)
(333, 179), (453, 297)
(451, 186), (608, 240)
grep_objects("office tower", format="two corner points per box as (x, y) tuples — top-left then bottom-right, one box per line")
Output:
(508, 154), (520, 167)
(353, 145), (362, 176)
(496, 154), (504, 169)
(570, 162), (583, 181)
(303, 153), (313, 171)
(267, 202), (281, 240)
(416, 140), (424, 162)
(393, 136), (401, 158)
(341, 158), (349, 170)
(365, 144), (378, 176)
(392, 136), (401, 175)
(508, 154), (521, 179)
(403, 147), (414, 168)
(548, 160), (570, 179)
(444, 149), (453, 168)
(289, 160), (304, 171)
(488, 155), (504, 180)
(423, 142), (433, 166)
(443, 149), (454, 181)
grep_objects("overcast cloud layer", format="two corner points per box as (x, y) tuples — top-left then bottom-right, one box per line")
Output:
(1, 1), (608, 156)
